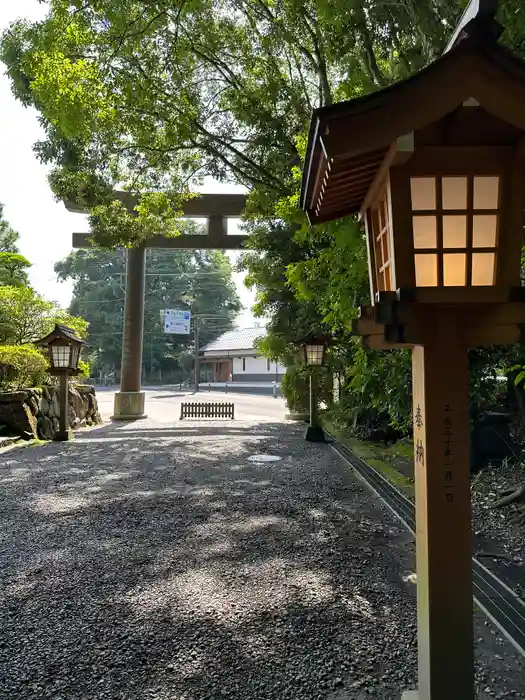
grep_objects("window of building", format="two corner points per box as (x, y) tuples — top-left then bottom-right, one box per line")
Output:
(242, 357), (246, 371)
(410, 175), (499, 287)
(267, 358), (271, 371)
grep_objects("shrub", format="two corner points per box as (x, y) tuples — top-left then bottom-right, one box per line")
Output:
(77, 359), (90, 380)
(0, 345), (49, 390)
(281, 364), (334, 414)
(281, 365), (310, 413)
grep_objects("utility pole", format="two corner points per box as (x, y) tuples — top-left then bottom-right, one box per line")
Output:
(193, 320), (200, 393)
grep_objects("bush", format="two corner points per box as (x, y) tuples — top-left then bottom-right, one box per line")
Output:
(0, 345), (49, 390)
(77, 359), (90, 380)
(281, 364), (334, 414)
(326, 344), (413, 441)
(281, 365), (310, 413)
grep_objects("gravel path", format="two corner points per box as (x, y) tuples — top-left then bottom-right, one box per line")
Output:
(1, 420), (523, 699)
(471, 461), (525, 598)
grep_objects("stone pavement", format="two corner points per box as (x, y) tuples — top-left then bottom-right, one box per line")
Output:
(1, 419), (523, 699)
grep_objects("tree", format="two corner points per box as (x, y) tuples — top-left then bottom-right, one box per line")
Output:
(0, 203), (19, 253)
(0, 252), (31, 287)
(0, 285), (87, 345)
(54, 225), (241, 381)
(0, 1), (464, 246)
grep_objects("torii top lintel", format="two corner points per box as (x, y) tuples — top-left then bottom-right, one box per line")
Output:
(65, 192), (248, 250)
(300, 5), (525, 225)
(64, 191), (247, 218)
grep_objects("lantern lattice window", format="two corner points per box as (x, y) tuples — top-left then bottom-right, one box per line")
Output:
(411, 175), (500, 287)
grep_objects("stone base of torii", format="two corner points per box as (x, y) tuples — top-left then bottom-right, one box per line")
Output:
(65, 193), (247, 420)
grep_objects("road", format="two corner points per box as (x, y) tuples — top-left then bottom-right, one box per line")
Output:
(94, 387), (287, 424)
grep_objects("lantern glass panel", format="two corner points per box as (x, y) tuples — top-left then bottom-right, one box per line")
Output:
(51, 345), (71, 368)
(371, 191), (394, 292)
(305, 344), (325, 366)
(69, 345), (80, 370)
(472, 253), (496, 286)
(473, 176), (499, 210)
(442, 177), (467, 210)
(410, 177), (436, 210)
(415, 254), (438, 287)
(413, 216), (437, 248)
(410, 174), (500, 288)
(443, 253), (467, 286)
(473, 215), (498, 247)
(443, 215), (467, 248)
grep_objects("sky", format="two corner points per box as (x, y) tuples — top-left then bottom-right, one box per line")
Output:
(0, 1), (257, 327)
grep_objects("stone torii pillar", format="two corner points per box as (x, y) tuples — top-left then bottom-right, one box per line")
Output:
(65, 193), (247, 420)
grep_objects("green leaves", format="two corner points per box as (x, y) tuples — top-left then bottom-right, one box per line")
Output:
(0, 286), (87, 346)
(0, 252), (32, 288)
(0, 345), (49, 390)
(0, 203), (21, 253)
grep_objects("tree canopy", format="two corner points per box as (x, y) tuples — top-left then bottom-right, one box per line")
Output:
(0, 201), (87, 367)
(0, 252), (32, 287)
(0, 0), (465, 246)
(0, 203), (20, 253)
(0, 285), (88, 346)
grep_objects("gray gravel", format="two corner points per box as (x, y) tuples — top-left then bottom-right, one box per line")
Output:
(471, 460), (525, 598)
(0, 420), (523, 699)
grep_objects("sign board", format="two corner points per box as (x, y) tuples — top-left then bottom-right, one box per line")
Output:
(162, 309), (191, 335)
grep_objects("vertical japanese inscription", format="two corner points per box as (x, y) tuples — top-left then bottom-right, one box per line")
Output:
(415, 404), (424, 428)
(414, 403), (425, 467)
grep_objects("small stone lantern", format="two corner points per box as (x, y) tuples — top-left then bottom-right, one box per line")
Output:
(36, 324), (86, 441)
(300, 4), (525, 699)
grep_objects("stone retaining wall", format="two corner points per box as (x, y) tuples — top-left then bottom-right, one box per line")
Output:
(0, 384), (102, 440)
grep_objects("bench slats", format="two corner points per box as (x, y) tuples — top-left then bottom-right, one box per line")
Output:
(180, 402), (235, 420)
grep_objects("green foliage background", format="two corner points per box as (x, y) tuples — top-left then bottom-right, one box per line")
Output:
(3, 1), (525, 433)
(0, 205), (87, 390)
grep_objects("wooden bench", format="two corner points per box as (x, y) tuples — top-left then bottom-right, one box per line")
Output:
(180, 402), (235, 420)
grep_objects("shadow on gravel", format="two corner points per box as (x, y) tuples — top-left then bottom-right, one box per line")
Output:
(1, 420), (417, 700)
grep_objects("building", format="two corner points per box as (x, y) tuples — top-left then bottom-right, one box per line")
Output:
(199, 328), (286, 383)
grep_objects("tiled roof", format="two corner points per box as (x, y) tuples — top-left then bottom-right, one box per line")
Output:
(200, 327), (265, 353)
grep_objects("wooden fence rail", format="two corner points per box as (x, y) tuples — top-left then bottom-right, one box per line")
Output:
(180, 402), (235, 420)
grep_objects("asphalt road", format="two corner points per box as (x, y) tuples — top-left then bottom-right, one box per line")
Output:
(95, 387), (288, 424)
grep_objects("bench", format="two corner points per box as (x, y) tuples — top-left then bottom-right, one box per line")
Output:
(180, 402), (235, 420)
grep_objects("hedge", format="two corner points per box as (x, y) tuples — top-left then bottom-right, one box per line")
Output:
(0, 345), (49, 390)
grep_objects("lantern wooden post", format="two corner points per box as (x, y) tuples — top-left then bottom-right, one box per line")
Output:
(405, 309), (473, 700)
(56, 372), (72, 442)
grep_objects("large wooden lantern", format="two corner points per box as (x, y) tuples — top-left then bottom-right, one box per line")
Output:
(359, 139), (520, 304)
(301, 6), (525, 700)
(302, 9), (525, 348)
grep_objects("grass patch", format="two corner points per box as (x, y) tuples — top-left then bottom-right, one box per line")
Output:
(323, 418), (414, 496)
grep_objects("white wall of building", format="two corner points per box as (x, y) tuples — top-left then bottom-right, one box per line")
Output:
(232, 355), (285, 378)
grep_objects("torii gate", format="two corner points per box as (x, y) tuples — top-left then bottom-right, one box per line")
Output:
(65, 193), (247, 419)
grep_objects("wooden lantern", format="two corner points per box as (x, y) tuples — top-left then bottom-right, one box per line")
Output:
(300, 6), (525, 700)
(301, 338), (327, 367)
(301, 10), (525, 349)
(35, 324), (86, 376)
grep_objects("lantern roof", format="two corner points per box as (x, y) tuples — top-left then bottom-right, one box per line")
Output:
(301, 23), (525, 225)
(35, 324), (87, 347)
